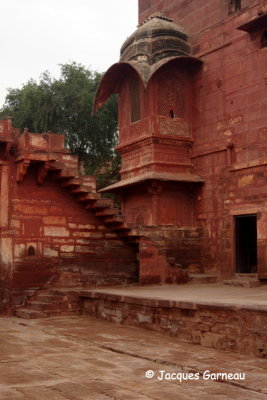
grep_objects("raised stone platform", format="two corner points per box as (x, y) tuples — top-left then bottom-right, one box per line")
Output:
(79, 283), (267, 358)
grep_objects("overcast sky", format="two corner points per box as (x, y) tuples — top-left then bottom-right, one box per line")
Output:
(0, 0), (138, 107)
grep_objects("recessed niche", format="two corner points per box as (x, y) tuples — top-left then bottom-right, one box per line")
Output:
(27, 246), (35, 256)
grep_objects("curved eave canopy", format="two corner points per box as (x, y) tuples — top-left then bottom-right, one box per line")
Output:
(93, 62), (149, 113)
(93, 56), (202, 113)
(148, 55), (203, 82)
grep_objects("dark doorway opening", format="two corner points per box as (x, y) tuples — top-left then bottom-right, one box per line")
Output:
(235, 214), (257, 273)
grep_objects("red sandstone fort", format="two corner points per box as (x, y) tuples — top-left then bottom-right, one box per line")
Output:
(0, 0), (267, 327)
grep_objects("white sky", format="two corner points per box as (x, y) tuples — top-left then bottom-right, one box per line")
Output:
(0, 0), (138, 107)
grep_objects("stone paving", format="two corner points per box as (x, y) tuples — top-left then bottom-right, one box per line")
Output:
(0, 315), (267, 400)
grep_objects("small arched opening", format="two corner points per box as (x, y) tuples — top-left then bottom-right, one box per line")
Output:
(169, 109), (175, 119)
(27, 246), (35, 256)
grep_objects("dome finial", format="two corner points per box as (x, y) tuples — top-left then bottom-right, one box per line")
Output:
(138, 11), (173, 27)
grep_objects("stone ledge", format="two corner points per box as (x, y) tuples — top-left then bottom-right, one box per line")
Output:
(81, 291), (267, 357)
(78, 289), (267, 313)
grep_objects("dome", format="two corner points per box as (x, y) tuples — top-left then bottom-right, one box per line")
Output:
(120, 12), (190, 65)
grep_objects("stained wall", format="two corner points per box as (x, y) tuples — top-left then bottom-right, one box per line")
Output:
(0, 123), (137, 311)
(138, 0), (267, 278)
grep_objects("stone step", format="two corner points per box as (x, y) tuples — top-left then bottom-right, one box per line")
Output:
(14, 307), (77, 319)
(80, 176), (96, 187)
(188, 273), (218, 284)
(236, 273), (258, 279)
(28, 301), (56, 311)
(223, 279), (261, 288)
(14, 308), (46, 319)
(94, 208), (118, 217)
(102, 215), (125, 225)
(127, 236), (140, 243)
(60, 176), (96, 192)
(36, 293), (67, 302)
(13, 288), (72, 319)
(86, 198), (114, 210)
(30, 298), (76, 311)
(53, 169), (76, 180)
(61, 177), (82, 187)
(78, 193), (101, 203)
(70, 185), (94, 195)
(113, 224), (132, 233)
(48, 288), (74, 296)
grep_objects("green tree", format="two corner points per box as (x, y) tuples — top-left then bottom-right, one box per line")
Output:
(0, 62), (119, 186)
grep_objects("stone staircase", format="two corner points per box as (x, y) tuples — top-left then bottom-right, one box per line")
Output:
(12, 158), (141, 318)
(14, 288), (81, 319)
(166, 257), (218, 284)
(51, 164), (133, 239)
(13, 163), (141, 318)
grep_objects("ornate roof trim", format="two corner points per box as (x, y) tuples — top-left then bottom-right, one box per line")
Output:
(93, 62), (148, 113)
(147, 55), (203, 81)
(138, 11), (173, 27)
(93, 56), (202, 114)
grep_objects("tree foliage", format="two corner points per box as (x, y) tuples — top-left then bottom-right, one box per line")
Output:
(0, 62), (119, 184)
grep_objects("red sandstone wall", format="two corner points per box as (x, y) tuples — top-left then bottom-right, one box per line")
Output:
(138, 0), (267, 278)
(0, 129), (137, 310)
(122, 182), (198, 226)
(139, 0), (254, 31)
(9, 167), (136, 305)
(83, 293), (267, 357)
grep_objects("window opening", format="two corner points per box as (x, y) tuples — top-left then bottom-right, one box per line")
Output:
(157, 72), (185, 118)
(228, 0), (241, 14)
(235, 214), (257, 273)
(169, 109), (175, 118)
(130, 75), (141, 123)
(27, 246), (35, 256)
(261, 30), (267, 48)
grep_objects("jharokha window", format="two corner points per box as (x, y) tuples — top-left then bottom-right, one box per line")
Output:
(157, 70), (185, 119)
(130, 74), (141, 123)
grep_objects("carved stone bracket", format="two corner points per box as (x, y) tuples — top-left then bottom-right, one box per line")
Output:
(37, 162), (50, 185)
(16, 159), (30, 183)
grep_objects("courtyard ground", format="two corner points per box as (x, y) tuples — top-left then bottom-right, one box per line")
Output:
(0, 315), (266, 399)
